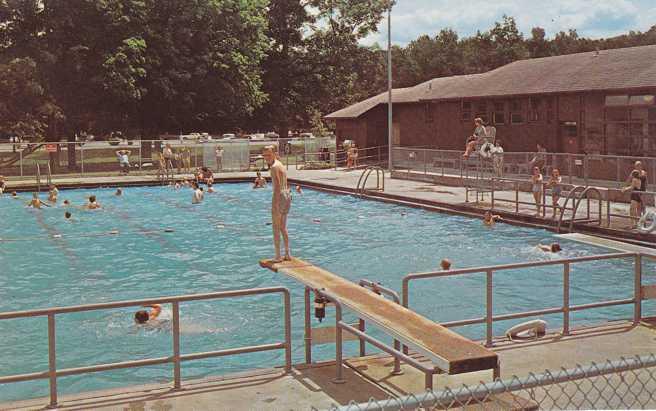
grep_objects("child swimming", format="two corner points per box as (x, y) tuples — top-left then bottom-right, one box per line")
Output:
(538, 243), (562, 253)
(27, 193), (45, 209)
(483, 210), (502, 226)
(134, 304), (162, 324)
(440, 258), (452, 270)
(47, 184), (59, 202)
(191, 181), (204, 204)
(86, 195), (101, 210)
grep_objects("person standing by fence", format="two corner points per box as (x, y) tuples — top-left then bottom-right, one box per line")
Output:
(531, 166), (544, 216)
(530, 143), (547, 173)
(492, 140), (504, 177)
(215, 145), (224, 171)
(631, 161), (648, 215)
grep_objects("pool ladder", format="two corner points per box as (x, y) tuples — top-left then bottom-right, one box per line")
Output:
(355, 166), (385, 196)
(36, 163), (53, 192)
(557, 185), (603, 233)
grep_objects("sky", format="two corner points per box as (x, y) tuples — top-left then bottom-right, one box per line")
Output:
(362, 0), (656, 46)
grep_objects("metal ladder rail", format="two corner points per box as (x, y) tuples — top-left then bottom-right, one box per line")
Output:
(567, 187), (604, 233)
(36, 163), (41, 193)
(355, 166), (385, 195)
(556, 185), (588, 233)
(46, 162), (52, 186)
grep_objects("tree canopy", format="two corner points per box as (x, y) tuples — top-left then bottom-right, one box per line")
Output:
(1, 2), (655, 143)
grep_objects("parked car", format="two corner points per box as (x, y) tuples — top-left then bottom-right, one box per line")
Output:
(198, 133), (212, 143)
(265, 132), (279, 139)
(249, 133), (265, 141)
(221, 133), (236, 140)
(299, 132), (316, 139)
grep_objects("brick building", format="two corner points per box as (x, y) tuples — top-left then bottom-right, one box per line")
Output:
(326, 45), (656, 156)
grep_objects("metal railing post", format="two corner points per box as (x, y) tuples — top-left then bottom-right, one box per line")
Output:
(172, 302), (181, 389)
(80, 144), (85, 174)
(358, 319), (366, 356)
(563, 262), (570, 336)
(19, 149), (23, 176)
(606, 193), (611, 227)
(635, 254), (642, 324)
(568, 154), (572, 184)
(515, 182), (519, 213)
(304, 287), (312, 364)
(47, 313), (57, 408)
(485, 270), (493, 347)
(423, 149), (427, 175)
(333, 297), (345, 384)
(138, 143), (142, 172)
(283, 290), (292, 373)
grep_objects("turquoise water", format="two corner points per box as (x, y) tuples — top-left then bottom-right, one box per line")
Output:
(0, 184), (653, 401)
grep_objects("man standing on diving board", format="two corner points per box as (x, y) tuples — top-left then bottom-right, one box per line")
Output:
(263, 145), (292, 262)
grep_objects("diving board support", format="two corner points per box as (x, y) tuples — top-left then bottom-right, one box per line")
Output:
(260, 258), (500, 391)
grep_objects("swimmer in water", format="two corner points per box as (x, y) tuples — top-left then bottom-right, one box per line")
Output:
(65, 211), (72, 220)
(174, 181), (181, 190)
(483, 210), (502, 226)
(47, 184), (59, 203)
(253, 171), (266, 189)
(538, 243), (562, 253)
(86, 195), (101, 210)
(440, 258), (452, 270)
(207, 182), (215, 193)
(0, 175), (6, 194)
(11, 191), (18, 199)
(115, 188), (122, 196)
(295, 185), (303, 194)
(27, 192), (44, 208)
(63, 199), (70, 206)
(134, 304), (162, 324)
(191, 181), (204, 204)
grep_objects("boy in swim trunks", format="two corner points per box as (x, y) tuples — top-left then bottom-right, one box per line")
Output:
(547, 168), (562, 219)
(86, 195), (101, 209)
(27, 193), (43, 209)
(263, 145), (291, 262)
(48, 184), (59, 203)
(483, 210), (502, 226)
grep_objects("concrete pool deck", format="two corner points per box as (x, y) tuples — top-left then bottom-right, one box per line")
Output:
(3, 320), (655, 410)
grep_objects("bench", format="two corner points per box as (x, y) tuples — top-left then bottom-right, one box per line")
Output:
(260, 258), (499, 389)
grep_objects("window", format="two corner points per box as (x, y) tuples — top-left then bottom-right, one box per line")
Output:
(629, 95), (655, 106)
(461, 101), (471, 121)
(424, 103), (433, 123)
(475, 101), (489, 123)
(492, 101), (505, 125)
(529, 97), (541, 122)
(605, 95), (629, 106)
(510, 99), (524, 124)
(545, 97), (554, 124)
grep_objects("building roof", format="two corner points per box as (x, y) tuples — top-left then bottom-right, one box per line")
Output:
(324, 85), (423, 119)
(326, 45), (656, 119)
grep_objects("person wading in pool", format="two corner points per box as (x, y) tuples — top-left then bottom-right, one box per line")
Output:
(263, 145), (291, 262)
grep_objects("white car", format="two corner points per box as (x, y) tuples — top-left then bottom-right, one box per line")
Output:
(249, 133), (265, 141)
(221, 133), (236, 140)
(198, 133), (213, 143)
(299, 133), (315, 139)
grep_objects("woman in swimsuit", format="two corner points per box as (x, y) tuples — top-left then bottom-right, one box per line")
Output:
(623, 170), (642, 228)
(531, 166), (544, 217)
(547, 168), (562, 219)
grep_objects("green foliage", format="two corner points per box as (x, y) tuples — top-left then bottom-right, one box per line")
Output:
(0, 58), (61, 140)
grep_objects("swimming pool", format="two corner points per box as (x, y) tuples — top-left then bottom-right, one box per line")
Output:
(1, 184), (653, 401)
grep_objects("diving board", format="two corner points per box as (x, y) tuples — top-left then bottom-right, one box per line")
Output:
(557, 233), (656, 256)
(260, 257), (498, 376)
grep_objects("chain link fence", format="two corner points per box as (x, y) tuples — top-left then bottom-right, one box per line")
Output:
(323, 354), (656, 410)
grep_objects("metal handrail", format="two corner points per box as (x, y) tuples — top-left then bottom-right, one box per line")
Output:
(355, 166), (385, 195)
(402, 252), (645, 348)
(566, 187), (604, 233)
(36, 163), (41, 192)
(0, 287), (292, 408)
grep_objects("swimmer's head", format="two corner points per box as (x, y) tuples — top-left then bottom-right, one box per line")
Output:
(89, 195), (96, 203)
(49, 184), (55, 189)
(256, 170), (261, 177)
(440, 259), (451, 270)
(631, 170), (640, 179)
(115, 188), (122, 196)
(65, 211), (71, 219)
(551, 243), (562, 252)
(134, 310), (149, 324)
(484, 210), (491, 217)
(552, 168), (560, 177)
(191, 181), (199, 189)
(11, 191), (17, 197)
(63, 199), (70, 205)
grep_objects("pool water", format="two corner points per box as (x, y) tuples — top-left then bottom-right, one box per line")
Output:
(0, 184), (653, 401)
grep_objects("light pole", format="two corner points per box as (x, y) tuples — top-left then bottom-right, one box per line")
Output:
(387, 1), (393, 171)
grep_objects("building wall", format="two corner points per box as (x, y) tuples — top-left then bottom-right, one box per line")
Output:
(332, 88), (656, 156)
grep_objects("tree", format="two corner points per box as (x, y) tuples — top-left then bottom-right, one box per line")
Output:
(527, 27), (551, 58)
